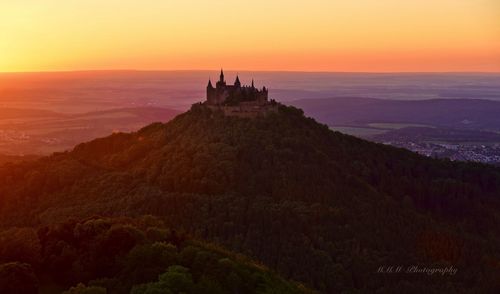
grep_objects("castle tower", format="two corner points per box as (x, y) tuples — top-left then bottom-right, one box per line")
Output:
(234, 75), (241, 88)
(219, 69), (225, 83)
(206, 79), (215, 104)
(216, 69), (226, 88)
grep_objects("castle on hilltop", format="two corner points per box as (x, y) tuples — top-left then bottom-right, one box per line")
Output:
(203, 69), (277, 117)
(206, 69), (268, 105)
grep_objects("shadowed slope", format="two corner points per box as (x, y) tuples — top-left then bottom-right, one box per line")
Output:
(0, 104), (499, 292)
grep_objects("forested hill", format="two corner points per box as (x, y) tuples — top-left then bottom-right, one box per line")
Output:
(1, 104), (500, 293)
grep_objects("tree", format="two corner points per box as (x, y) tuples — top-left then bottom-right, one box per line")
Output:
(63, 283), (107, 294)
(0, 262), (38, 294)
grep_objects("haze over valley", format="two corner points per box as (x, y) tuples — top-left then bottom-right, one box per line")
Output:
(1, 71), (500, 164)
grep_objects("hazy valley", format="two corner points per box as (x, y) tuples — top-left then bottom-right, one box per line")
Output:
(290, 97), (500, 165)
(1, 71), (500, 164)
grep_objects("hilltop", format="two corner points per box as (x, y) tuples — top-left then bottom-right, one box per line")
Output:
(0, 104), (499, 292)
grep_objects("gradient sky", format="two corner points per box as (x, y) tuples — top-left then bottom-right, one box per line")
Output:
(1, 0), (499, 72)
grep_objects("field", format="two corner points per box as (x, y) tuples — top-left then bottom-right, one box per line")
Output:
(329, 126), (388, 137)
(367, 122), (435, 129)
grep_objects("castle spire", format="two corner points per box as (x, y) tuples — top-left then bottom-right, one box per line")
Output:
(219, 68), (224, 82)
(235, 75), (241, 87)
(207, 78), (213, 88)
(251, 79), (254, 88)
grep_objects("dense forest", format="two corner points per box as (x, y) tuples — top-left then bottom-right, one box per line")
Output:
(0, 104), (499, 293)
(0, 216), (306, 293)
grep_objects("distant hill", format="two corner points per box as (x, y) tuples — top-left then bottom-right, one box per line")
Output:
(373, 126), (500, 143)
(0, 107), (179, 155)
(0, 154), (39, 166)
(0, 108), (62, 120)
(289, 97), (500, 130)
(0, 105), (499, 292)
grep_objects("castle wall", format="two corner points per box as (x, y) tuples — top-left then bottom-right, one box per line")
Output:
(207, 80), (267, 106)
(206, 103), (278, 118)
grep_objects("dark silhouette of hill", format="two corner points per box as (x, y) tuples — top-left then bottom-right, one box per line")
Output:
(0, 104), (499, 292)
(290, 97), (500, 130)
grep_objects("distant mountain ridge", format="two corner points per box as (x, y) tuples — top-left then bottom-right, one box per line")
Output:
(0, 104), (499, 292)
(0, 108), (63, 119)
(0, 154), (40, 166)
(289, 97), (500, 130)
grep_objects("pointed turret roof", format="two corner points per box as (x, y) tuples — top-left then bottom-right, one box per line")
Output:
(207, 79), (213, 88)
(235, 75), (241, 86)
(219, 68), (224, 82)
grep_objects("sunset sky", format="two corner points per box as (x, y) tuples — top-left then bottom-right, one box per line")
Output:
(1, 0), (499, 72)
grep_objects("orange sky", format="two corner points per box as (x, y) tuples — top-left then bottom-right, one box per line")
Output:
(1, 0), (499, 72)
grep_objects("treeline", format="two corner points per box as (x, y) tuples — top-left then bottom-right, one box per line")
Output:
(0, 216), (308, 293)
(0, 105), (499, 292)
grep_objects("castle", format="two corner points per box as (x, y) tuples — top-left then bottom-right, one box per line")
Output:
(204, 69), (276, 117)
(206, 69), (268, 105)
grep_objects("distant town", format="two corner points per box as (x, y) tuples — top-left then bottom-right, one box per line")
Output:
(329, 124), (500, 166)
(379, 140), (500, 166)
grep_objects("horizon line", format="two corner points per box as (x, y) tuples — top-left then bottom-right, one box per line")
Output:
(1, 69), (500, 75)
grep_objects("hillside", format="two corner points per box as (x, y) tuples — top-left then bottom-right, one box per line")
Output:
(1, 104), (500, 292)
